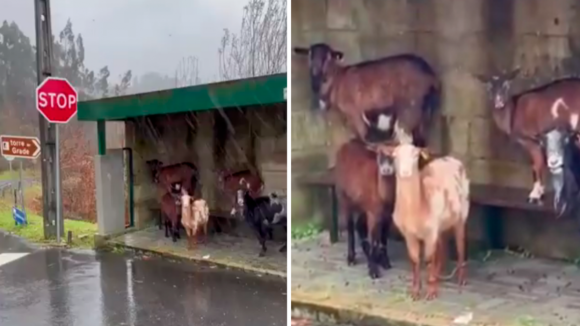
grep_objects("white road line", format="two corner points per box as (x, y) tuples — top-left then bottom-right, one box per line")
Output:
(0, 253), (29, 267)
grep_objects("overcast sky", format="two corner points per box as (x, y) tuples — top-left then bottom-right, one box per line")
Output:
(0, 0), (247, 83)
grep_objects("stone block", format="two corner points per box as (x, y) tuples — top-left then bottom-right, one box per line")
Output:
(445, 116), (470, 157)
(298, 0), (327, 32)
(514, 35), (571, 77)
(327, 0), (357, 30)
(468, 117), (494, 160)
(439, 70), (488, 118)
(360, 0), (413, 37)
(468, 158), (530, 188)
(411, 0), (437, 33)
(513, 0), (574, 36)
(437, 35), (488, 73)
(434, 0), (485, 38)
(415, 32), (439, 70)
(326, 31), (362, 64)
(360, 34), (415, 61)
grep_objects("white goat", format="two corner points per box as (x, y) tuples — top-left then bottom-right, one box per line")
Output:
(181, 189), (209, 249)
(375, 143), (470, 301)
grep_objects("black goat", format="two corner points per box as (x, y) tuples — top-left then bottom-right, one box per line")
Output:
(233, 188), (286, 256)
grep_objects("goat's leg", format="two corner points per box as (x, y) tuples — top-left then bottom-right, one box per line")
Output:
(164, 216), (170, 238)
(404, 235), (422, 300)
(356, 213), (371, 261)
(171, 220), (179, 242)
(454, 222), (467, 287)
(340, 194), (357, 266)
(378, 216), (392, 270)
(424, 235), (439, 300)
(267, 226), (274, 240)
(366, 214), (381, 279)
(279, 226), (287, 253)
(254, 225), (268, 257)
(203, 223), (208, 243)
(519, 139), (546, 204)
(158, 211), (163, 230)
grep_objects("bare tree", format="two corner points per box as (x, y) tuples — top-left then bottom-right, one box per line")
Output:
(218, 0), (286, 80)
(175, 56), (201, 87)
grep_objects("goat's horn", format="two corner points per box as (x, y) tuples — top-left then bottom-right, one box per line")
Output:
(419, 148), (430, 159)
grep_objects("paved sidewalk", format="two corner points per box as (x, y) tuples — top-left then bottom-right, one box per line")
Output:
(291, 233), (580, 326)
(110, 226), (287, 278)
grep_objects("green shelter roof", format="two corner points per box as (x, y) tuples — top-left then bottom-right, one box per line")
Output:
(77, 73), (286, 121)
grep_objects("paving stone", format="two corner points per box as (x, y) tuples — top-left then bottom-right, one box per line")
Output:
(110, 227), (287, 277)
(292, 235), (580, 326)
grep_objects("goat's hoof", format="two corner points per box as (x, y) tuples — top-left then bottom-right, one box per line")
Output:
(347, 255), (356, 266)
(380, 258), (392, 270)
(425, 290), (438, 301)
(368, 267), (380, 279)
(259, 251), (266, 257)
(410, 289), (421, 301)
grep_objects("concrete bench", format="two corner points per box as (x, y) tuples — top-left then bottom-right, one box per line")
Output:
(296, 169), (556, 248)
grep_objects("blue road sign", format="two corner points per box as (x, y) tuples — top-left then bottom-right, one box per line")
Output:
(12, 207), (27, 226)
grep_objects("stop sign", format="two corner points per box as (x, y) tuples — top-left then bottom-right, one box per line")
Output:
(36, 77), (78, 124)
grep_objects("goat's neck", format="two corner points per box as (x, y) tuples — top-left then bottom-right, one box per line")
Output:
(395, 171), (428, 215)
(491, 101), (514, 136)
(322, 62), (346, 103)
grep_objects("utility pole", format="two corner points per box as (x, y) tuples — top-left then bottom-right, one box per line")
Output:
(34, 0), (62, 239)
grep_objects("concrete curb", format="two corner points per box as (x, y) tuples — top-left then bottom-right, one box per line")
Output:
(291, 291), (497, 326)
(107, 240), (287, 280)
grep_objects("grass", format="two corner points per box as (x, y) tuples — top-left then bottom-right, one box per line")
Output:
(0, 210), (97, 249)
(0, 168), (39, 181)
(0, 170), (97, 249)
(291, 220), (323, 240)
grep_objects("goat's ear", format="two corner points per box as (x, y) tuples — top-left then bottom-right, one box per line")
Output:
(473, 73), (488, 83)
(332, 50), (344, 61)
(293, 47), (309, 55)
(238, 177), (246, 186)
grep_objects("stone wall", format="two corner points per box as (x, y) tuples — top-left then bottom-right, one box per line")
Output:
(126, 105), (286, 228)
(291, 0), (580, 259)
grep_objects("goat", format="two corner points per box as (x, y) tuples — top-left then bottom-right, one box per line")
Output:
(232, 186), (286, 257)
(217, 168), (264, 214)
(160, 186), (183, 243)
(335, 139), (395, 279)
(181, 189), (210, 250)
(475, 70), (580, 206)
(146, 159), (198, 195)
(543, 125), (580, 217)
(372, 143), (470, 300)
(293, 43), (440, 149)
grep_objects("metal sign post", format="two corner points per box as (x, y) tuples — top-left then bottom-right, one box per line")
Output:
(55, 126), (61, 243)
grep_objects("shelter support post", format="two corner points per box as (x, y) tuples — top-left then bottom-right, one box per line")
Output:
(97, 120), (107, 155)
(95, 149), (126, 236)
(196, 112), (216, 206)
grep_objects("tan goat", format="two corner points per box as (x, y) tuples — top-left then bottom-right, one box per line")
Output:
(181, 189), (210, 249)
(374, 143), (470, 300)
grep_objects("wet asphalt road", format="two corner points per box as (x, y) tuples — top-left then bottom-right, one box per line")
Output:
(0, 233), (286, 326)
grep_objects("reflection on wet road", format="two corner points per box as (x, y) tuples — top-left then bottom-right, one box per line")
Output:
(0, 245), (286, 326)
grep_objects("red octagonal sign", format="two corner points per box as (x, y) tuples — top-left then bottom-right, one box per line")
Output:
(36, 77), (78, 124)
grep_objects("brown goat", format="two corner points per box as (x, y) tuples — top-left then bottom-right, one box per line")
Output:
(335, 139), (395, 279)
(217, 168), (264, 214)
(293, 43), (440, 148)
(160, 189), (182, 243)
(146, 159), (198, 195)
(475, 69), (580, 215)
